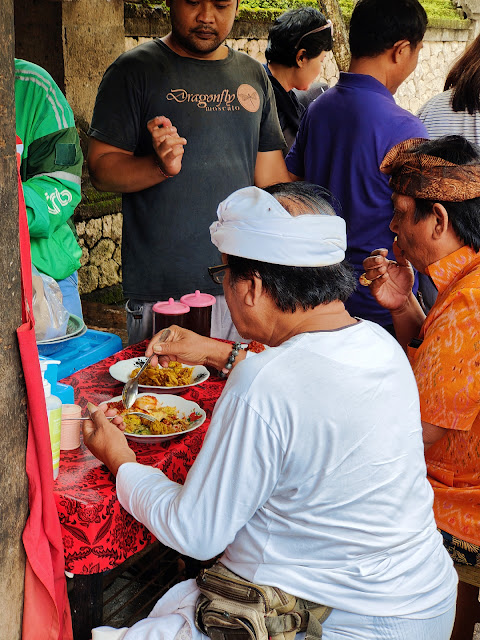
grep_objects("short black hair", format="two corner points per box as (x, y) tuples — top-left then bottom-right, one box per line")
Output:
(265, 7), (332, 67)
(412, 136), (480, 252)
(227, 182), (356, 313)
(349, 0), (427, 59)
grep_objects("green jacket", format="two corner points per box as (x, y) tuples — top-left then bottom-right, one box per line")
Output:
(15, 58), (83, 280)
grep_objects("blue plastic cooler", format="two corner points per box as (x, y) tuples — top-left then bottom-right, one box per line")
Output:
(39, 329), (123, 381)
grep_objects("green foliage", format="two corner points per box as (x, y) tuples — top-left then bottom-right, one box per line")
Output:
(129, 0), (466, 25)
(419, 0), (464, 21)
(239, 0), (317, 8)
(237, 0), (316, 21)
(239, 0), (464, 23)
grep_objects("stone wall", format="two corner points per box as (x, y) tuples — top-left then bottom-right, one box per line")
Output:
(397, 27), (471, 112)
(77, 213), (123, 297)
(76, 23), (473, 299)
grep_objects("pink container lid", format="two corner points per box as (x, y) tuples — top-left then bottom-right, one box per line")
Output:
(152, 298), (190, 315)
(180, 290), (216, 308)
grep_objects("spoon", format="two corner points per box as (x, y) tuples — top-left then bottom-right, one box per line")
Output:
(121, 328), (171, 409)
(63, 412), (157, 423)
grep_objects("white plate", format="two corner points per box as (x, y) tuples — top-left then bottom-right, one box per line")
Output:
(106, 393), (206, 442)
(109, 357), (210, 394)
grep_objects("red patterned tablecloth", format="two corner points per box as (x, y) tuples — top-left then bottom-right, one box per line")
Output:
(56, 341), (225, 575)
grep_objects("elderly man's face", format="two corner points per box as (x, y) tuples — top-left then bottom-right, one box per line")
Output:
(389, 193), (436, 274)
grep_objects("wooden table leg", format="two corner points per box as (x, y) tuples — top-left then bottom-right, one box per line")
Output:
(69, 573), (104, 640)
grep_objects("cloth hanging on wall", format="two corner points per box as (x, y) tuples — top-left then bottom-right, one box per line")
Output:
(16, 135), (73, 640)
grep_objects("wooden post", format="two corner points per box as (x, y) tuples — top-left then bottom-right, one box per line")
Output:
(319, 0), (351, 72)
(0, 1), (30, 638)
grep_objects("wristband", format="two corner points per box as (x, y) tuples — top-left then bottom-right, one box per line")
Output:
(155, 156), (172, 179)
(219, 342), (243, 378)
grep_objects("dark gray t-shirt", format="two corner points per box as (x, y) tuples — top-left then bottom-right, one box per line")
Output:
(89, 40), (285, 301)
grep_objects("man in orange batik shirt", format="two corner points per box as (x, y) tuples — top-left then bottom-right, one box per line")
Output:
(361, 134), (480, 638)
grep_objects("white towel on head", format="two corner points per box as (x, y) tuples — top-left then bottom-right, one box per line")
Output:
(210, 186), (346, 267)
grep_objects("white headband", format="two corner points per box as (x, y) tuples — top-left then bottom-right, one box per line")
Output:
(210, 186), (346, 267)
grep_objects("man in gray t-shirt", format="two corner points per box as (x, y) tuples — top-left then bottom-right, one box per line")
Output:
(88, 0), (288, 344)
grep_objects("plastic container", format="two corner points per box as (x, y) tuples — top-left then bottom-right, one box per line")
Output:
(43, 329), (123, 381)
(40, 361), (62, 480)
(152, 298), (190, 336)
(180, 290), (216, 337)
(39, 356), (75, 404)
(60, 404), (82, 450)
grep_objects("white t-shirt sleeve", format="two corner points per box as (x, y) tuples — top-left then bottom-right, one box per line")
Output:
(116, 390), (283, 560)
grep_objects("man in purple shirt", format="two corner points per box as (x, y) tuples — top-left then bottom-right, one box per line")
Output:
(286, 0), (428, 329)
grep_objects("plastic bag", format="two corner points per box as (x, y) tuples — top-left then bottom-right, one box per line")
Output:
(32, 265), (70, 341)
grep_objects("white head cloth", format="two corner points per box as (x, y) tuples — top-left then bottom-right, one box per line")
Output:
(210, 186), (346, 266)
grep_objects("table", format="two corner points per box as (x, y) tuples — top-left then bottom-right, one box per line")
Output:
(56, 341), (226, 638)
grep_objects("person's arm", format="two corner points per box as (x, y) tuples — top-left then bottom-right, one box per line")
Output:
(253, 69), (290, 187)
(22, 126), (82, 238)
(288, 171), (303, 182)
(84, 388), (282, 560)
(389, 292), (426, 352)
(254, 150), (290, 187)
(422, 420), (447, 451)
(88, 116), (187, 193)
(18, 81), (83, 238)
(116, 391), (283, 560)
(88, 139), (163, 193)
(362, 244), (425, 351)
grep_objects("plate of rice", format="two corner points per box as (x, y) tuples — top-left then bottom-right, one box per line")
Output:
(109, 358), (210, 394)
(105, 393), (206, 442)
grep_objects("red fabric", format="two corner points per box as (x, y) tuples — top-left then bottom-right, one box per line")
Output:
(57, 342), (226, 574)
(17, 136), (73, 640)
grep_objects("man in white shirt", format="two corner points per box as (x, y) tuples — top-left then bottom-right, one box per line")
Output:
(84, 182), (456, 640)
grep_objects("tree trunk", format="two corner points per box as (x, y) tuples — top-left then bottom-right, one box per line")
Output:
(318, 0), (351, 72)
(0, 1), (30, 638)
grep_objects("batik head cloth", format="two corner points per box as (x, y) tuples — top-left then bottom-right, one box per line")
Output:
(380, 138), (480, 202)
(210, 186), (346, 266)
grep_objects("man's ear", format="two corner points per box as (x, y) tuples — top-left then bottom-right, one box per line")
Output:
(392, 40), (411, 64)
(244, 274), (264, 307)
(431, 202), (449, 239)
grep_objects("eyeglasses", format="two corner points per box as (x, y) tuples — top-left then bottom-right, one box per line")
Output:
(208, 263), (230, 284)
(294, 19), (333, 50)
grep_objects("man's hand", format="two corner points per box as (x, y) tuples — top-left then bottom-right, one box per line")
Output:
(146, 325), (215, 368)
(147, 116), (187, 178)
(83, 404), (136, 476)
(362, 241), (415, 312)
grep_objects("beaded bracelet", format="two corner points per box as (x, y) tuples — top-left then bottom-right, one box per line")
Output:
(154, 156), (172, 179)
(219, 342), (244, 379)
